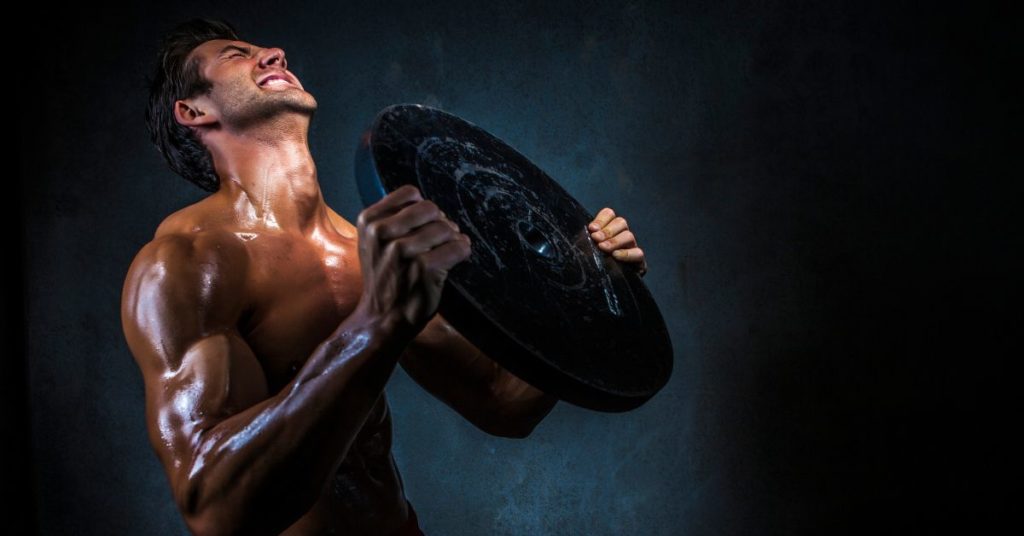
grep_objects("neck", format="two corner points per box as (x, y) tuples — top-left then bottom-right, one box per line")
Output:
(206, 114), (327, 234)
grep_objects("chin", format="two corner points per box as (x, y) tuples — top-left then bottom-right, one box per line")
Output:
(263, 92), (318, 117)
(286, 89), (317, 110)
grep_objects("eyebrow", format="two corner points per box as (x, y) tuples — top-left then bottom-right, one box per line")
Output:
(216, 44), (252, 58)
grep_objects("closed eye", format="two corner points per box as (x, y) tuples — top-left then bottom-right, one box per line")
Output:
(219, 44), (252, 60)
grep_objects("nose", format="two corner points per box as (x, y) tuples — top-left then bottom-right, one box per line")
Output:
(258, 47), (287, 70)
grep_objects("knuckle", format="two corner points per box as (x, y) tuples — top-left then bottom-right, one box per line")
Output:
(378, 222), (396, 242)
(364, 221), (380, 239)
(427, 220), (450, 238)
(421, 200), (440, 217)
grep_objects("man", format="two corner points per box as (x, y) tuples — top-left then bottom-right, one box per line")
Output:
(122, 18), (649, 536)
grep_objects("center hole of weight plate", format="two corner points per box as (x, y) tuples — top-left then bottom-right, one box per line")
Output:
(518, 220), (555, 259)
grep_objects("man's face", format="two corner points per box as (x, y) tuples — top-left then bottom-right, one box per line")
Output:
(180, 38), (317, 130)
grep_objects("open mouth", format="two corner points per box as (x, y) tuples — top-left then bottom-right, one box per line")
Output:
(258, 74), (297, 89)
(261, 78), (292, 88)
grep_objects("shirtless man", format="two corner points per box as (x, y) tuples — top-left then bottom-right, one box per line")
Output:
(121, 18), (649, 536)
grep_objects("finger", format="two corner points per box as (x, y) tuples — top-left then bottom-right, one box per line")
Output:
(417, 233), (473, 273)
(357, 185), (423, 227)
(372, 200), (444, 242)
(597, 230), (637, 251)
(431, 208), (461, 232)
(387, 220), (462, 259)
(590, 216), (629, 241)
(611, 247), (644, 262)
(612, 248), (648, 275)
(587, 207), (615, 232)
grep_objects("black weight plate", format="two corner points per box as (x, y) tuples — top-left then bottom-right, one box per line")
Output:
(354, 103), (673, 412)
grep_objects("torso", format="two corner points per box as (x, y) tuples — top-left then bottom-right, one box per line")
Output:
(157, 196), (411, 535)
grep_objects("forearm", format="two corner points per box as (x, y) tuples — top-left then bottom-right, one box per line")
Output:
(400, 313), (558, 439)
(181, 305), (413, 535)
(488, 369), (559, 438)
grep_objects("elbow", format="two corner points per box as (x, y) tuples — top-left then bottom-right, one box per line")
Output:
(172, 459), (241, 536)
(175, 475), (302, 536)
(168, 434), (322, 536)
(510, 399), (557, 438)
(182, 514), (226, 536)
(184, 517), (251, 536)
(178, 490), (227, 536)
(174, 474), (206, 533)
(178, 487), (310, 536)
(478, 370), (559, 439)
(179, 495), (287, 536)
(482, 392), (558, 439)
(176, 480), (236, 536)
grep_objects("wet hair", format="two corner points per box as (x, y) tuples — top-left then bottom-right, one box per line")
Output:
(144, 18), (240, 192)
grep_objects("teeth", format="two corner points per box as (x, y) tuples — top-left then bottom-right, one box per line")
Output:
(263, 78), (289, 86)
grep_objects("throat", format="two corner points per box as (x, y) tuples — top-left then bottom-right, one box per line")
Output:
(208, 131), (323, 232)
(226, 175), (326, 234)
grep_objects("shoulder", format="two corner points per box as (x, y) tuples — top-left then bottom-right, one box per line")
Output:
(130, 194), (250, 290)
(124, 229), (249, 290)
(121, 230), (251, 357)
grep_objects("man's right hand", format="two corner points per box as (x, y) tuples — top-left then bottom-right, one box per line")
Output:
(356, 184), (472, 334)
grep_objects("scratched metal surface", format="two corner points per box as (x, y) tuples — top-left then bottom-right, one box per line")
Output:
(358, 103), (672, 411)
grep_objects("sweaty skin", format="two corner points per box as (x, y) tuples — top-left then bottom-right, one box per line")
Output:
(122, 37), (647, 536)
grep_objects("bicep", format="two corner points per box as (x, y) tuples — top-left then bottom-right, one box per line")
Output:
(122, 234), (268, 499)
(145, 331), (269, 490)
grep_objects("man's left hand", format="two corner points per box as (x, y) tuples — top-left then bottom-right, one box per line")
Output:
(588, 207), (648, 277)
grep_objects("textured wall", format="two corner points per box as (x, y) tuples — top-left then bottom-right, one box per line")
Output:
(16, 1), (1012, 534)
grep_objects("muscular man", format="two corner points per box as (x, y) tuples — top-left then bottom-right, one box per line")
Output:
(121, 18), (649, 536)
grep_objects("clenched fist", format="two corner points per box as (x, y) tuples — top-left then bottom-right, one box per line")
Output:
(356, 185), (472, 333)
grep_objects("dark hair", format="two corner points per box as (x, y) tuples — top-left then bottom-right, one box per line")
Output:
(145, 18), (240, 192)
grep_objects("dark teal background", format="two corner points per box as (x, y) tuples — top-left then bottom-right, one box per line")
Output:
(11, 1), (1014, 534)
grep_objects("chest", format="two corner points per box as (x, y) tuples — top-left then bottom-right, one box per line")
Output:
(238, 233), (364, 391)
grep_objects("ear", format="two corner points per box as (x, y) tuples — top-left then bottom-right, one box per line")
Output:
(173, 96), (218, 128)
